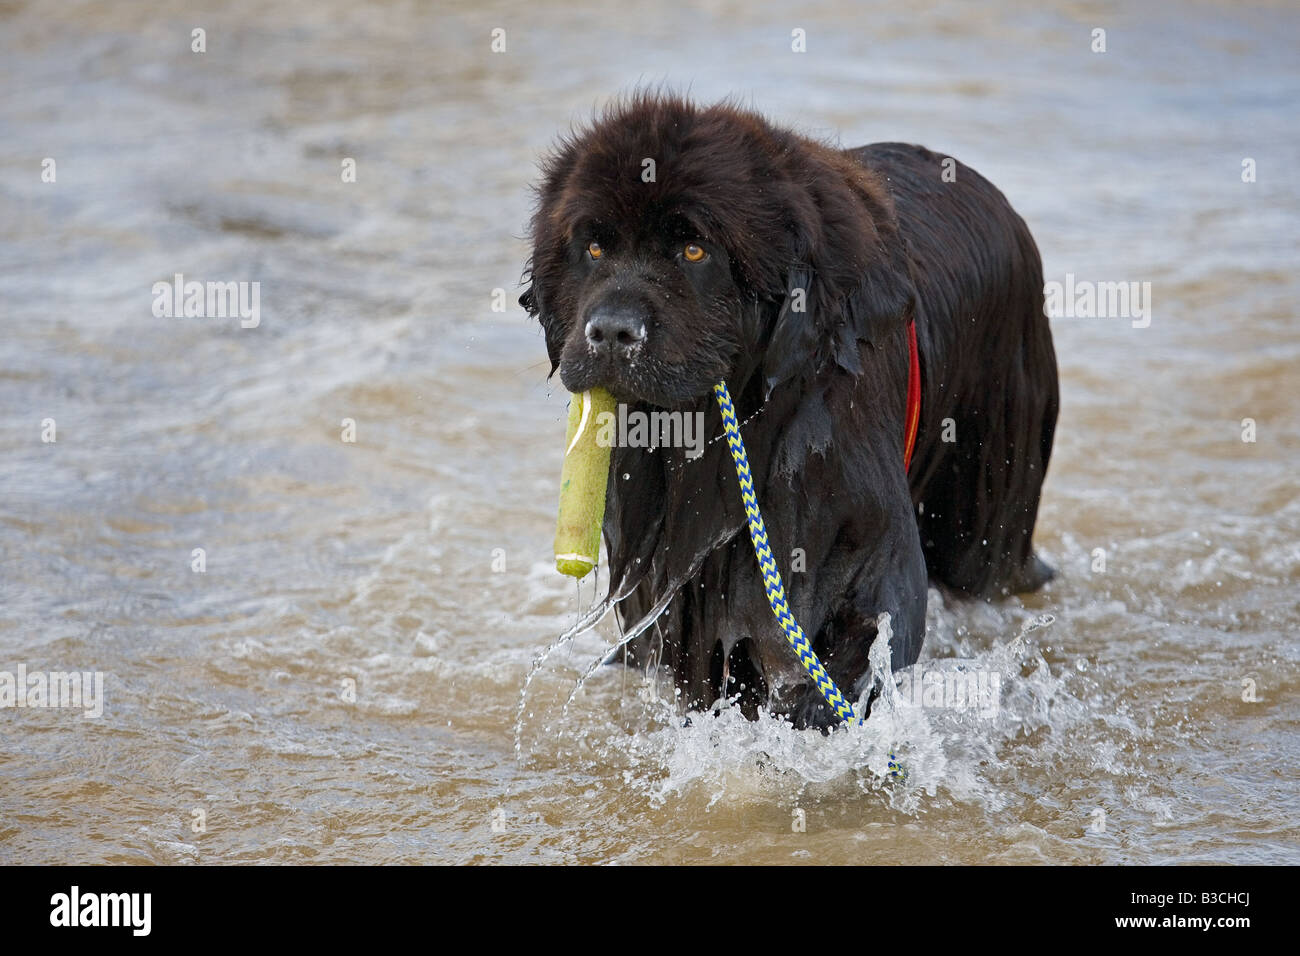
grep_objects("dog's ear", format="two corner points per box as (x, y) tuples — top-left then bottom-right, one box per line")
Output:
(762, 265), (818, 396)
(762, 163), (917, 396)
(837, 240), (917, 356)
(521, 181), (580, 381)
(521, 132), (586, 382)
(518, 270), (562, 377)
(763, 250), (916, 397)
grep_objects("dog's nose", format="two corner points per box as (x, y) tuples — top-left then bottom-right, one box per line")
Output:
(585, 305), (647, 353)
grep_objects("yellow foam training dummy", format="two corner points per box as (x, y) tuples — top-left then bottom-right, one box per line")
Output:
(554, 388), (616, 578)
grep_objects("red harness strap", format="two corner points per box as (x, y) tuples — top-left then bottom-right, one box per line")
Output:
(903, 320), (921, 472)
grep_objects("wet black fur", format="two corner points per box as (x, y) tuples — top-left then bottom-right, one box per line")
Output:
(521, 92), (1059, 729)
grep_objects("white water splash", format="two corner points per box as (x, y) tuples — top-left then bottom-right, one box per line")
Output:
(526, 593), (1141, 820)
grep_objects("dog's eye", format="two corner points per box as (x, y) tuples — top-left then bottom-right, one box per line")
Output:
(683, 243), (707, 263)
(587, 241), (603, 260)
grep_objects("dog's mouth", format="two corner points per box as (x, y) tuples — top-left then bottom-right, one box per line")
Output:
(558, 297), (737, 408)
(558, 353), (714, 410)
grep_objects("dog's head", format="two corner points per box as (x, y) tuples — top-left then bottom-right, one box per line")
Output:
(520, 92), (915, 408)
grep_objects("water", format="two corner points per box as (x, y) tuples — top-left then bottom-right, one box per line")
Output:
(1, 0), (1297, 864)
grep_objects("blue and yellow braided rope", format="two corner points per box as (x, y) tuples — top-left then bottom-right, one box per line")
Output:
(714, 380), (901, 777)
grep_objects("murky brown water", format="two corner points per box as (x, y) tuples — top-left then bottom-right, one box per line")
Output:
(1, 0), (1297, 864)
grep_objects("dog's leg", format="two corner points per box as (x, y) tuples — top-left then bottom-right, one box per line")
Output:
(780, 519), (928, 730)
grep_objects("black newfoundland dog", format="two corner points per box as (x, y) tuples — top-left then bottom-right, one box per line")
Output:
(521, 92), (1058, 729)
